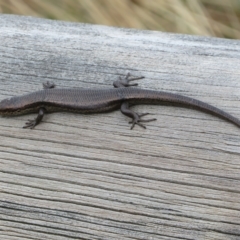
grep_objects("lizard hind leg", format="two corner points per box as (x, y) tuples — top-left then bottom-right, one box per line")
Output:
(120, 102), (156, 129)
(113, 72), (144, 88)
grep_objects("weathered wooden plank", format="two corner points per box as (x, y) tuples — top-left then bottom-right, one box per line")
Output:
(0, 14), (240, 240)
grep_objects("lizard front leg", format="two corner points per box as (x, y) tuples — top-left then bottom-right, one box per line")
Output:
(23, 81), (55, 129)
(23, 107), (46, 129)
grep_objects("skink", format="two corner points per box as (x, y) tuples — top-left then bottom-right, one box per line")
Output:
(0, 73), (239, 129)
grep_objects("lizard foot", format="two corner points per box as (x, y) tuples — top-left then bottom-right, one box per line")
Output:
(129, 113), (156, 129)
(22, 108), (46, 129)
(113, 72), (144, 88)
(43, 81), (56, 89)
(23, 119), (38, 129)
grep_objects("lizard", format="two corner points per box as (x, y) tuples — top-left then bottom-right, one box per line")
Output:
(0, 73), (239, 129)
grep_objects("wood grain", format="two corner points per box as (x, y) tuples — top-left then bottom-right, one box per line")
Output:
(0, 14), (240, 240)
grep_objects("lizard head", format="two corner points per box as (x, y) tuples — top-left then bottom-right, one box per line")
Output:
(0, 96), (23, 116)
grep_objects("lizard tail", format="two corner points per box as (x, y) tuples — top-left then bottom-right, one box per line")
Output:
(127, 88), (240, 128)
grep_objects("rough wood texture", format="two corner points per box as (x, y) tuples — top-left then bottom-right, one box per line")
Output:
(0, 14), (240, 240)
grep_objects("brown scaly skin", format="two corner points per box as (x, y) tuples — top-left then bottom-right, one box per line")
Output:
(0, 73), (240, 129)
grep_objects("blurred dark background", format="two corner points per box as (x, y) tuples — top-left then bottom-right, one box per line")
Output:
(0, 0), (240, 39)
